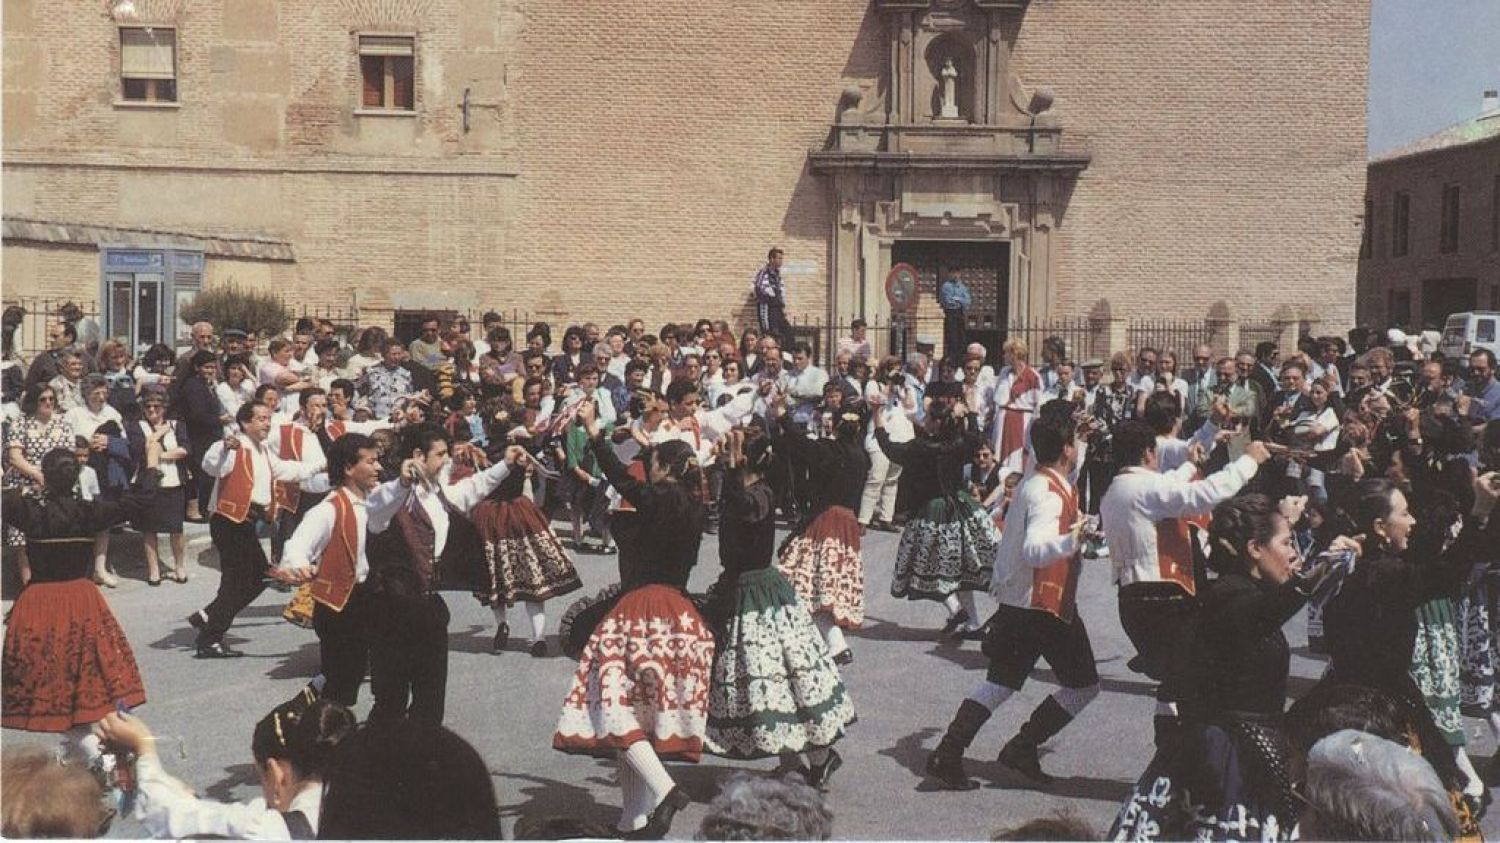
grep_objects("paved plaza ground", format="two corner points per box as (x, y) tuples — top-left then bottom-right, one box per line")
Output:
(6, 522), (1500, 840)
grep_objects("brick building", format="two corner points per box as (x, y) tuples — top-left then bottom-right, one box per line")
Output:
(4, 0), (1368, 359)
(1356, 91), (1500, 331)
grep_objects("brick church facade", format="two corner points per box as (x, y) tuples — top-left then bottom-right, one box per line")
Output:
(4, 0), (1368, 359)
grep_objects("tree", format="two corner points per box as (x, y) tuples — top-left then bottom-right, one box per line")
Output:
(179, 283), (289, 338)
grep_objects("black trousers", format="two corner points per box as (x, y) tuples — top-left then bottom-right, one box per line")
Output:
(313, 584), (373, 707)
(203, 514), (268, 641)
(271, 490), (327, 564)
(943, 309), (966, 361)
(758, 301), (792, 344)
(369, 593), (450, 725)
(1118, 582), (1198, 701)
(982, 604), (1099, 690)
(191, 444), (215, 514)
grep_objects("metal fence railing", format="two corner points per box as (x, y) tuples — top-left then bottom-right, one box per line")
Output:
(1126, 318), (1216, 361)
(783, 314), (1099, 369)
(3, 298), (101, 361)
(1239, 324), (1282, 354)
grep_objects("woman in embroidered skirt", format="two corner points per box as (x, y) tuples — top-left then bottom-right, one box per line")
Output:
(873, 398), (997, 636)
(3, 447), (154, 736)
(773, 399), (870, 664)
(552, 399), (713, 840)
(705, 428), (855, 787)
(1112, 495), (1325, 841)
(472, 449), (582, 657)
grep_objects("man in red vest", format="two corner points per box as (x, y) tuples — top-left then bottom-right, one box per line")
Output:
(925, 405), (1104, 790)
(268, 389), (332, 566)
(187, 402), (326, 658)
(1100, 421), (1268, 748)
(276, 433), (405, 706)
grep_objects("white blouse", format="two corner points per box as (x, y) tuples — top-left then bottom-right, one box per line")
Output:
(134, 753), (322, 840)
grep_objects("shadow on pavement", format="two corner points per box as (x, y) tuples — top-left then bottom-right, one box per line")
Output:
(265, 639), (320, 680)
(877, 725), (942, 782)
(494, 770), (619, 830)
(201, 762), (261, 802)
(855, 614), (946, 643)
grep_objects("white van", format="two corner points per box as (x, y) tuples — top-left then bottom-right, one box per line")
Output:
(1439, 312), (1500, 363)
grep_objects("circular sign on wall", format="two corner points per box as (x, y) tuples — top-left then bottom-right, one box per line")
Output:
(885, 263), (919, 313)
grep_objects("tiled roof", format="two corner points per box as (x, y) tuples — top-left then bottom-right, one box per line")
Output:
(1, 216), (295, 261)
(1372, 109), (1500, 163)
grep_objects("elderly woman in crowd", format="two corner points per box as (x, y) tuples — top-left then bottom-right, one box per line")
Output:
(128, 388), (191, 585)
(65, 373), (131, 588)
(4, 382), (74, 586)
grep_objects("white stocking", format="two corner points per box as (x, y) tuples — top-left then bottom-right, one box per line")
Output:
(615, 757), (650, 832)
(621, 740), (675, 806)
(943, 593), (963, 617)
(968, 680), (1014, 712)
(525, 601), (546, 641)
(957, 591), (979, 626)
(814, 614), (848, 656)
(1456, 746), (1485, 797)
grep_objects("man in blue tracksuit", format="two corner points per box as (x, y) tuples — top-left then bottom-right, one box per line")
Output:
(939, 275), (972, 363)
(754, 247), (791, 343)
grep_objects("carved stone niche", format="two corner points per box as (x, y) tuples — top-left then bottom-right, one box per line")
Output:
(875, 0), (1039, 153)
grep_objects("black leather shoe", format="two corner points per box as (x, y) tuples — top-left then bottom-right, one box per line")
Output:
(940, 610), (971, 638)
(186, 611), (207, 631)
(529, 639), (548, 658)
(624, 786), (690, 840)
(832, 649), (854, 666)
(997, 738), (1054, 786)
(195, 641), (245, 659)
(924, 751), (978, 791)
(493, 623), (509, 654)
(805, 748), (842, 789)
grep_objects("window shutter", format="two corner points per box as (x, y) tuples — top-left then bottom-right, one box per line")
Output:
(121, 28), (175, 80)
(359, 35), (413, 57)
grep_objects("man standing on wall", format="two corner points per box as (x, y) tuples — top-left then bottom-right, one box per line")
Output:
(754, 247), (791, 343)
(939, 276), (971, 364)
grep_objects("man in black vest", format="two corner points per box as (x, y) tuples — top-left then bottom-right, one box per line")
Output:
(367, 423), (521, 724)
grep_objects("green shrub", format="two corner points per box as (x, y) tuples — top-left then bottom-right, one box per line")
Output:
(179, 283), (290, 337)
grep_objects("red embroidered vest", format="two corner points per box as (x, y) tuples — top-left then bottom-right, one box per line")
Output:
(272, 424), (304, 517)
(214, 444), (258, 523)
(1031, 468), (1083, 622)
(308, 490), (361, 612)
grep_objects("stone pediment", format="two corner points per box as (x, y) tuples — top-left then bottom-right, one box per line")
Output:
(819, 0), (1088, 175)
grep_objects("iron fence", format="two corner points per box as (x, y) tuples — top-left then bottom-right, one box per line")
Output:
(784, 313), (1098, 369)
(1239, 324), (1282, 355)
(1126, 318), (1215, 361)
(3, 298), (101, 361)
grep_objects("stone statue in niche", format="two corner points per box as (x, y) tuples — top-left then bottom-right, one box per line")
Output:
(939, 58), (960, 119)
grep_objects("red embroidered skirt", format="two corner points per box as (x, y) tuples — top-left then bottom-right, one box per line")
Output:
(3, 579), (146, 732)
(776, 505), (866, 628)
(553, 584), (715, 762)
(473, 496), (582, 604)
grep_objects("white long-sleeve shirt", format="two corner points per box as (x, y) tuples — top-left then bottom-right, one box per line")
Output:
(783, 365), (829, 425)
(1156, 421), (1219, 475)
(992, 468), (1080, 607)
(658, 387), (757, 466)
(134, 752), (321, 840)
(201, 434), (327, 511)
(368, 459), (513, 555)
(279, 481), (406, 583)
(267, 422), (328, 493)
(1100, 455), (1259, 588)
